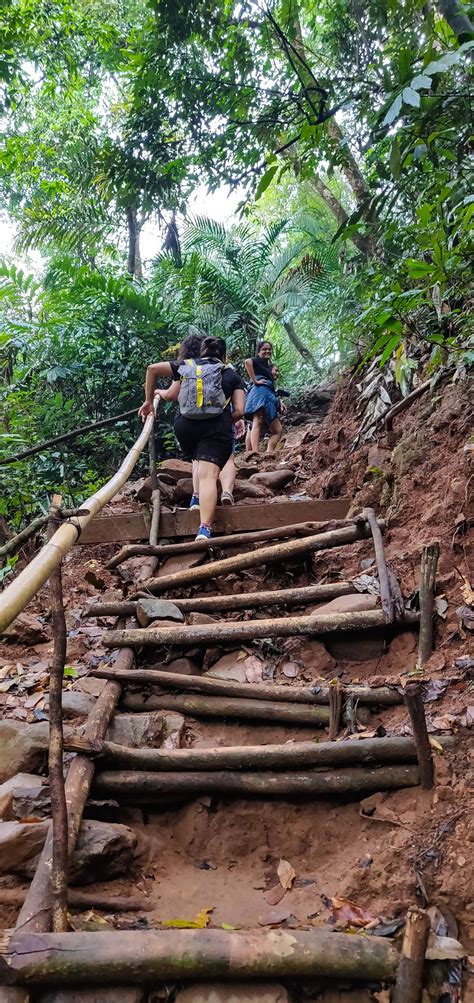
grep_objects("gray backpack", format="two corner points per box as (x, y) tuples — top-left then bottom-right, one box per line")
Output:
(178, 357), (228, 419)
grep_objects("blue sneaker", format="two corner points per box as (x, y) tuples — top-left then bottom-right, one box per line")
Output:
(189, 494), (200, 510)
(195, 524), (212, 542)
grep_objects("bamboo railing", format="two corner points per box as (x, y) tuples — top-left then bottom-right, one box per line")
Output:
(0, 412), (155, 633)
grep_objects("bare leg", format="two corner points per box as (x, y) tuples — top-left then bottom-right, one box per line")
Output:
(192, 459), (199, 494)
(250, 410), (265, 452)
(245, 425), (252, 452)
(220, 455), (236, 496)
(198, 460), (220, 526)
(267, 417), (282, 452)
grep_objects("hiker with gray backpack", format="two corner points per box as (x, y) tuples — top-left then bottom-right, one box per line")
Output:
(139, 336), (245, 541)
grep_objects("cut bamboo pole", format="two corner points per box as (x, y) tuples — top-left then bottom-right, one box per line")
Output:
(138, 521), (379, 594)
(46, 497), (68, 933)
(0, 889), (153, 913)
(107, 521), (347, 568)
(87, 580), (357, 618)
(92, 665), (403, 706)
(0, 412), (156, 633)
(417, 541), (440, 667)
(92, 765), (419, 800)
(104, 608), (419, 648)
(363, 508), (394, 621)
(149, 489), (161, 547)
(0, 928), (399, 985)
(403, 683), (434, 790)
(392, 907), (430, 1003)
(0, 408), (141, 467)
(63, 735), (451, 772)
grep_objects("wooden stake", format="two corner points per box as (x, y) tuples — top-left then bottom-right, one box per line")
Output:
(362, 508), (394, 621)
(392, 907), (430, 1003)
(87, 580), (357, 617)
(403, 683), (434, 789)
(149, 489), (161, 547)
(417, 541), (440, 666)
(92, 665), (404, 706)
(0, 928), (399, 985)
(106, 521), (349, 568)
(46, 496), (68, 934)
(63, 735), (449, 772)
(138, 521), (378, 594)
(328, 681), (343, 741)
(104, 608), (419, 649)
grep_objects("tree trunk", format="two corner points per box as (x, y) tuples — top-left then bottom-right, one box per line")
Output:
(104, 608), (418, 649)
(66, 735), (441, 772)
(0, 928), (399, 986)
(120, 690), (371, 726)
(282, 320), (318, 367)
(436, 0), (474, 40)
(125, 206), (143, 279)
(92, 665), (403, 706)
(93, 765), (419, 801)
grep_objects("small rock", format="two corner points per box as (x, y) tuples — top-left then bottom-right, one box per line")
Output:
(175, 478), (194, 503)
(283, 639), (336, 675)
(313, 594), (379, 615)
(0, 819), (49, 872)
(0, 773), (50, 820)
(67, 820), (137, 885)
(188, 612), (218, 625)
(236, 464), (259, 479)
(2, 612), (49, 645)
(175, 985), (290, 1003)
(158, 552), (206, 577)
(163, 658), (198, 675)
(234, 480), (272, 501)
(159, 458), (193, 481)
(205, 650), (248, 682)
(74, 677), (108, 698)
(45, 691), (96, 719)
(282, 427), (310, 448)
(250, 469), (294, 490)
(0, 720), (50, 783)
(136, 598), (184, 627)
(161, 712), (185, 748)
(106, 712), (164, 748)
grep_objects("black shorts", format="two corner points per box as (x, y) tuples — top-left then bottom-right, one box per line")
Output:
(174, 413), (233, 470)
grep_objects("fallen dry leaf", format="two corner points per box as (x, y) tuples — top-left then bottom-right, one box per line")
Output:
(281, 661), (300, 679)
(330, 896), (377, 929)
(277, 858), (296, 891)
(162, 906), (213, 929)
(265, 883), (287, 906)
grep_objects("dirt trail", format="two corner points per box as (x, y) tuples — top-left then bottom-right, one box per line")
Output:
(0, 378), (472, 1002)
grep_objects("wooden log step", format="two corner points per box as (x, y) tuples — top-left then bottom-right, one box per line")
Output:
(0, 928), (398, 986)
(106, 521), (349, 568)
(138, 522), (378, 595)
(120, 692), (337, 725)
(0, 889), (153, 913)
(92, 666), (403, 707)
(87, 581), (357, 619)
(64, 735), (451, 772)
(92, 764), (419, 800)
(104, 609), (419, 649)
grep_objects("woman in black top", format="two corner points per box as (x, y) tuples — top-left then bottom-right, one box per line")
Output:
(244, 341), (283, 452)
(139, 336), (245, 540)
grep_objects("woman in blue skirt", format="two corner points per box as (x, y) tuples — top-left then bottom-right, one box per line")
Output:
(244, 341), (282, 452)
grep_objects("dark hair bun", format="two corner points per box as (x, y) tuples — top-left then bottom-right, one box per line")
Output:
(200, 336), (226, 361)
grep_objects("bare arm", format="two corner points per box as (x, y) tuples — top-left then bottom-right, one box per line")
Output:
(231, 388), (245, 421)
(139, 362), (174, 419)
(156, 380), (180, 402)
(245, 358), (268, 386)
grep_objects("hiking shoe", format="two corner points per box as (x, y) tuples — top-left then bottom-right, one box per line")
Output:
(189, 494), (200, 510)
(195, 524), (212, 542)
(221, 491), (234, 506)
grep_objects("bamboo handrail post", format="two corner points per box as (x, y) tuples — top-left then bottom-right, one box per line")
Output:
(417, 541), (440, 667)
(362, 507), (394, 621)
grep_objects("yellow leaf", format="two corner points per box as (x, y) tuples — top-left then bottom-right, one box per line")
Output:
(221, 922), (240, 930)
(162, 906), (214, 929)
(429, 736), (443, 753)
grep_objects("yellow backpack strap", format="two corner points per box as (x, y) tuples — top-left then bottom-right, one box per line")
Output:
(195, 363), (204, 408)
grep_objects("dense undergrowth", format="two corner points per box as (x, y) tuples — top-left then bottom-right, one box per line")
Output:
(0, 0), (472, 547)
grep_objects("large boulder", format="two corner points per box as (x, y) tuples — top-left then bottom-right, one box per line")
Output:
(0, 773), (50, 820)
(160, 459), (193, 481)
(68, 820), (138, 885)
(106, 712), (165, 748)
(233, 480), (272, 501)
(0, 721), (49, 783)
(0, 819), (49, 872)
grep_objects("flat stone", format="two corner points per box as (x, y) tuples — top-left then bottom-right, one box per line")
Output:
(176, 477), (194, 502)
(283, 639), (336, 676)
(163, 657), (198, 675)
(0, 773), (50, 821)
(73, 677), (108, 697)
(106, 712), (164, 748)
(0, 721), (49, 783)
(2, 612), (49, 644)
(160, 458), (193, 481)
(188, 612), (218, 625)
(68, 820), (138, 886)
(176, 984), (290, 1003)
(0, 819), (49, 872)
(158, 552), (206, 577)
(45, 691), (97, 719)
(204, 650), (247, 682)
(282, 427), (310, 448)
(161, 712), (185, 749)
(236, 464), (259, 479)
(250, 469), (294, 490)
(137, 598), (184, 627)
(312, 594), (379, 615)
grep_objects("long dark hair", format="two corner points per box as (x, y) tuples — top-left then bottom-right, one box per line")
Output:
(177, 333), (203, 362)
(256, 340), (272, 355)
(200, 336), (226, 362)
